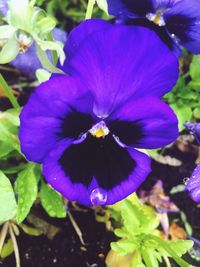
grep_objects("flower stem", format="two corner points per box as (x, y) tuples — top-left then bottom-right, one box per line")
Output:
(47, 33), (58, 66)
(0, 222), (9, 254)
(0, 74), (20, 109)
(9, 224), (20, 267)
(85, 0), (95, 19)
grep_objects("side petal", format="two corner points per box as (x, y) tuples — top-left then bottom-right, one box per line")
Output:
(164, 0), (200, 54)
(107, 0), (154, 18)
(19, 75), (94, 163)
(186, 163), (200, 203)
(66, 21), (179, 117)
(108, 97), (178, 149)
(43, 138), (151, 206)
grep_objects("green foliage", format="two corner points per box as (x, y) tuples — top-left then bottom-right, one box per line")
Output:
(0, 108), (21, 159)
(0, 0), (65, 73)
(40, 182), (67, 218)
(111, 199), (193, 267)
(0, 171), (17, 224)
(165, 55), (200, 131)
(15, 164), (38, 223)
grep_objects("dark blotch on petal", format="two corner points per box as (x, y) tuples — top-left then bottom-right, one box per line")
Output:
(58, 109), (95, 139)
(108, 119), (144, 146)
(122, 0), (153, 16)
(126, 18), (177, 52)
(58, 134), (135, 189)
(165, 14), (194, 42)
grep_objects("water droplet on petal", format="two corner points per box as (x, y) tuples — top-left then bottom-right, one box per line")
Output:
(90, 188), (108, 206)
(183, 177), (190, 185)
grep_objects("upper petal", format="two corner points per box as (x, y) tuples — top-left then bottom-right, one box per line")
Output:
(19, 75), (94, 163)
(108, 97), (178, 149)
(164, 0), (200, 53)
(62, 19), (111, 65)
(65, 20), (179, 117)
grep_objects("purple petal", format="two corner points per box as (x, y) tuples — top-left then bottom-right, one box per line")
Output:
(62, 19), (111, 64)
(0, 0), (8, 16)
(107, 0), (153, 18)
(186, 163), (200, 203)
(43, 139), (151, 206)
(164, 0), (200, 54)
(184, 122), (200, 145)
(10, 28), (67, 79)
(108, 97), (178, 149)
(65, 20), (178, 117)
(19, 75), (93, 163)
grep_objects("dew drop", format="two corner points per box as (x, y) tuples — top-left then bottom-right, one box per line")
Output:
(90, 188), (108, 206)
(183, 177), (190, 185)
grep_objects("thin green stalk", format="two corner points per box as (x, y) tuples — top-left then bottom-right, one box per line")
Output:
(0, 74), (20, 109)
(47, 33), (58, 66)
(9, 224), (20, 267)
(85, 0), (95, 19)
(0, 222), (9, 254)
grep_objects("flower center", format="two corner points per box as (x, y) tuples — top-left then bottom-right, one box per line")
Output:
(146, 12), (166, 26)
(89, 121), (110, 138)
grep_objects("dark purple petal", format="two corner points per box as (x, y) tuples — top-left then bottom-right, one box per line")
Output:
(108, 97), (178, 148)
(107, 0), (153, 18)
(19, 75), (93, 163)
(184, 122), (200, 145)
(10, 28), (67, 79)
(65, 20), (178, 117)
(186, 163), (200, 203)
(164, 0), (200, 54)
(43, 136), (151, 206)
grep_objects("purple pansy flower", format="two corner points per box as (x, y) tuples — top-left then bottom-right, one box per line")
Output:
(19, 19), (179, 206)
(186, 163), (200, 202)
(107, 0), (200, 54)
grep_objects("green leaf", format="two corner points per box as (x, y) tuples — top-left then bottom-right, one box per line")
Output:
(166, 240), (194, 257)
(40, 182), (66, 218)
(190, 55), (200, 81)
(170, 104), (193, 132)
(15, 164), (38, 223)
(35, 68), (51, 83)
(0, 34), (19, 64)
(0, 239), (14, 259)
(142, 248), (159, 267)
(96, 0), (108, 15)
(111, 240), (138, 256)
(193, 107), (200, 119)
(131, 251), (145, 267)
(19, 223), (43, 236)
(0, 141), (14, 159)
(36, 17), (56, 34)
(0, 170), (17, 224)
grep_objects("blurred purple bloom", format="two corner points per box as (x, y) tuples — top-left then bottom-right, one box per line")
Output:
(185, 122), (200, 145)
(10, 28), (67, 79)
(19, 19), (179, 206)
(0, 0), (67, 79)
(140, 180), (179, 236)
(107, 0), (200, 54)
(186, 163), (200, 203)
(0, 0), (8, 16)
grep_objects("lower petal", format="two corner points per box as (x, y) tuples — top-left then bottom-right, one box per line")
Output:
(42, 136), (151, 206)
